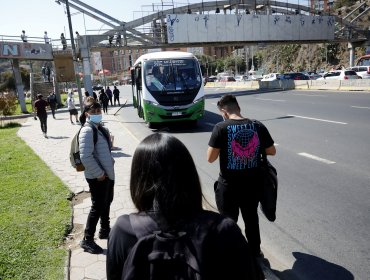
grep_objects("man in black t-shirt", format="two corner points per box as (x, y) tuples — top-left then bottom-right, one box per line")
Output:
(207, 94), (276, 260)
(34, 94), (49, 138)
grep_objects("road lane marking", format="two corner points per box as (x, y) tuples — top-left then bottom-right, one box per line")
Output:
(298, 152), (336, 164)
(256, 98), (286, 102)
(294, 93), (326, 97)
(287, 115), (347, 125)
(351, 106), (370, 110)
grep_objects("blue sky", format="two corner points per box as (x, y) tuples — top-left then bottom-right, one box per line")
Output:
(1, 0), (206, 42)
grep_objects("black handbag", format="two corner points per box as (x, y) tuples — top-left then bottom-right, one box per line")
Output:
(256, 121), (278, 222)
(259, 156), (278, 222)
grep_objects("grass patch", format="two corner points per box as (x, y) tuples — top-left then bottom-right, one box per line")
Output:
(0, 126), (72, 279)
(14, 100), (33, 115)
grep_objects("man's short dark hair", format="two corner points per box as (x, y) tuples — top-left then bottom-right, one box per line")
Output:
(217, 94), (239, 112)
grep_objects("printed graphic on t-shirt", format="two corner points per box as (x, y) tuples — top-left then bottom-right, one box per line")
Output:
(227, 123), (260, 170)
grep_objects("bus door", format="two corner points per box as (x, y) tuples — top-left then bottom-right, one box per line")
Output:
(132, 65), (143, 117)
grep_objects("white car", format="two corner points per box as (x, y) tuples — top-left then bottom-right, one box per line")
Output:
(234, 75), (249, 81)
(347, 66), (370, 79)
(261, 73), (281, 81)
(317, 70), (361, 80)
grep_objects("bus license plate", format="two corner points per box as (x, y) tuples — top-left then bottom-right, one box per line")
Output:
(172, 112), (182, 116)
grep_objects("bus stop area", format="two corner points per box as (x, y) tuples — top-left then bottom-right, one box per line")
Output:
(16, 102), (279, 279)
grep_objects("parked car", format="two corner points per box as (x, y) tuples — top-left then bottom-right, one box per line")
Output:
(317, 70), (361, 80)
(219, 76), (236, 82)
(234, 75), (249, 81)
(280, 72), (310, 80)
(304, 72), (322, 80)
(261, 73), (281, 81)
(347, 66), (370, 79)
(206, 75), (218, 82)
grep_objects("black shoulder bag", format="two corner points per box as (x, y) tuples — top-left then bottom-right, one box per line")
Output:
(256, 122), (278, 222)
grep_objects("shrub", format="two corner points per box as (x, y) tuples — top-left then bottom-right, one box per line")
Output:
(0, 92), (17, 116)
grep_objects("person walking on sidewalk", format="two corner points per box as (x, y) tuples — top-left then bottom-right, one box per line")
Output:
(34, 94), (49, 138)
(47, 91), (57, 119)
(207, 94), (276, 265)
(107, 133), (258, 280)
(106, 86), (113, 106)
(79, 101), (115, 254)
(113, 86), (120, 106)
(67, 92), (79, 124)
(99, 88), (109, 114)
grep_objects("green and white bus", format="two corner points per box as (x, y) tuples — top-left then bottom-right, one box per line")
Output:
(131, 51), (205, 128)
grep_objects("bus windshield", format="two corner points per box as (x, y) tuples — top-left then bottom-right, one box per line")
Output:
(144, 58), (201, 94)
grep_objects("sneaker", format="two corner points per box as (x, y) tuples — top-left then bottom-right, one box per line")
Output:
(99, 229), (110, 239)
(80, 239), (103, 254)
(71, 121), (74, 124)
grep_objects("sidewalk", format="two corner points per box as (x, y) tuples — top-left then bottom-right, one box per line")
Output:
(17, 106), (139, 280)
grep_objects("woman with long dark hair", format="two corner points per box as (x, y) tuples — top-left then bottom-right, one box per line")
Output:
(107, 133), (258, 280)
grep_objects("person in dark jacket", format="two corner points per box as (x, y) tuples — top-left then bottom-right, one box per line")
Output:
(47, 92), (57, 119)
(99, 88), (109, 114)
(106, 133), (258, 280)
(112, 86), (120, 106)
(106, 86), (113, 106)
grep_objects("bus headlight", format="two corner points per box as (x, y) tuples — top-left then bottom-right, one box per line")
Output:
(193, 96), (204, 104)
(144, 100), (159, 106)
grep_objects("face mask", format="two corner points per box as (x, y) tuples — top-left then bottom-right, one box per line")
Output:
(89, 114), (102, 123)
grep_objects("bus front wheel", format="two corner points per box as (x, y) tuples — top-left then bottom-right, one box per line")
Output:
(147, 122), (157, 129)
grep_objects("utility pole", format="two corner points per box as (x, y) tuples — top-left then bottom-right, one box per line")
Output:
(65, 0), (84, 113)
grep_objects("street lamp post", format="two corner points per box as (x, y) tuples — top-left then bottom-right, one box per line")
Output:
(56, 0), (84, 113)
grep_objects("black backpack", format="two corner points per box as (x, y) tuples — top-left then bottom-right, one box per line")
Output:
(122, 214), (203, 280)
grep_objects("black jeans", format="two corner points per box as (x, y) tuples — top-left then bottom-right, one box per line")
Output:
(214, 173), (262, 257)
(38, 114), (47, 133)
(114, 96), (120, 105)
(84, 177), (114, 240)
(50, 105), (56, 118)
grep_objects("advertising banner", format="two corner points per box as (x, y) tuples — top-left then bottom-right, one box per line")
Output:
(0, 42), (53, 60)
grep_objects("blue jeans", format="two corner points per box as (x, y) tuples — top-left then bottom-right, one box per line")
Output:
(84, 177), (114, 240)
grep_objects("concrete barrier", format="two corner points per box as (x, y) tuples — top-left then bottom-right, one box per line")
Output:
(205, 79), (370, 91)
(339, 79), (370, 91)
(309, 80), (341, 90)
